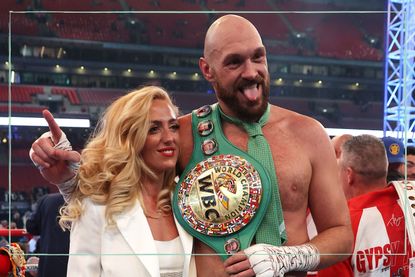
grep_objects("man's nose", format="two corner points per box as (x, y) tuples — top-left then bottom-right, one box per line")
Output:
(241, 60), (257, 79)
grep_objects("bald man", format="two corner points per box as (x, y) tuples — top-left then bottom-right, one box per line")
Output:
(30, 15), (352, 277)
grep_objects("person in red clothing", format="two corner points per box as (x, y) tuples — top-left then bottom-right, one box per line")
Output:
(318, 134), (415, 277)
(0, 243), (26, 277)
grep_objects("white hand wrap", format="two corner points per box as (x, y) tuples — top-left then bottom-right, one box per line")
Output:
(30, 131), (80, 173)
(244, 243), (320, 277)
(29, 131), (79, 202)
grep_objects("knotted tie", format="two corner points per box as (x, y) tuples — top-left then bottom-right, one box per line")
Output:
(219, 104), (287, 246)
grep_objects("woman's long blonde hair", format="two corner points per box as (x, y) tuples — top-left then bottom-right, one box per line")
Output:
(60, 86), (179, 229)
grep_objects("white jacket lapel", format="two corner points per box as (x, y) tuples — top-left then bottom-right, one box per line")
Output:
(115, 201), (160, 277)
(175, 214), (195, 276)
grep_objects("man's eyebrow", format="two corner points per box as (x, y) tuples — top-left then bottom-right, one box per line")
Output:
(222, 46), (266, 63)
(253, 47), (266, 55)
(222, 53), (242, 64)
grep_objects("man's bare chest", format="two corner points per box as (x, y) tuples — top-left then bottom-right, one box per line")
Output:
(225, 131), (312, 212)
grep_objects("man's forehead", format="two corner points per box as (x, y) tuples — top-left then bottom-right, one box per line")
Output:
(407, 155), (415, 161)
(205, 16), (263, 58)
(208, 33), (266, 63)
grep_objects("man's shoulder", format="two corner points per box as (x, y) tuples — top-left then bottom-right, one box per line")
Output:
(270, 104), (320, 124)
(178, 112), (195, 170)
(178, 112), (193, 137)
(43, 193), (65, 204)
(178, 112), (192, 123)
(347, 186), (398, 212)
(269, 104), (325, 135)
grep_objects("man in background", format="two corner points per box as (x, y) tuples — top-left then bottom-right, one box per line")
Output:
(405, 145), (415, 180)
(381, 136), (405, 182)
(318, 134), (415, 276)
(26, 193), (69, 277)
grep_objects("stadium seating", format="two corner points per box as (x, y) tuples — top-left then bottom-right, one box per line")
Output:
(0, 105), (47, 114)
(51, 86), (80, 105)
(77, 88), (124, 105)
(1, 0), (384, 61)
(0, 85), (44, 103)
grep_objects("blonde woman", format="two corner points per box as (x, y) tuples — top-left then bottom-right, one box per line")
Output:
(59, 86), (195, 277)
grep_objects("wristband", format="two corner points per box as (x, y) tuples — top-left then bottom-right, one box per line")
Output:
(57, 173), (78, 203)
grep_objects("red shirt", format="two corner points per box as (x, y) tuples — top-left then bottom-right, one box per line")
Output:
(318, 185), (415, 277)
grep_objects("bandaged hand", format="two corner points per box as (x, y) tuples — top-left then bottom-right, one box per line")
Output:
(29, 110), (80, 199)
(30, 130), (80, 170)
(225, 243), (320, 277)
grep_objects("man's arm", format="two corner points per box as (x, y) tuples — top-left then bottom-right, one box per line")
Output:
(177, 114), (194, 172)
(225, 243), (320, 276)
(306, 120), (353, 268)
(224, 118), (353, 276)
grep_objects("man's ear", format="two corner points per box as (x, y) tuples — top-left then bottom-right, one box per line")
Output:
(199, 57), (215, 82)
(346, 167), (355, 186)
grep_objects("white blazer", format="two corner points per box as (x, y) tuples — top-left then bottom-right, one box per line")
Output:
(67, 198), (196, 277)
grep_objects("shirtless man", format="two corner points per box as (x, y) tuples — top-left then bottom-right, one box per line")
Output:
(30, 15), (353, 277)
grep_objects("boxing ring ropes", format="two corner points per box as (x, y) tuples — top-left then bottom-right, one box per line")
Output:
(1, 0), (415, 274)
(0, 229), (27, 238)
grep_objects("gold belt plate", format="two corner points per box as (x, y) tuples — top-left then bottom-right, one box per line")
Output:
(177, 154), (262, 236)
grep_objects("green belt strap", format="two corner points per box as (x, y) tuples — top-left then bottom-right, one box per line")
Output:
(218, 104), (287, 246)
(173, 103), (286, 259)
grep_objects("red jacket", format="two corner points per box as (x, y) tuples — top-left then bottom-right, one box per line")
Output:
(318, 185), (415, 276)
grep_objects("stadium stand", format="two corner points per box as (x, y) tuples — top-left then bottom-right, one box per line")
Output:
(0, 1), (387, 178)
(77, 88), (124, 105)
(0, 105), (47, 114)
(51, 86), (80, 105)
(0, 85), (44, 103)
(1, 0), (384, 60)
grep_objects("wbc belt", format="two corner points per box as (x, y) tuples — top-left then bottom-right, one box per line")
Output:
(391, 180), (415, 249)
(173, 104), (271, 259)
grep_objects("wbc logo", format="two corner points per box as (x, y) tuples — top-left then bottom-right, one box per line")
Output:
(177, 154), (262, 236)
(214, 172), (237, 210)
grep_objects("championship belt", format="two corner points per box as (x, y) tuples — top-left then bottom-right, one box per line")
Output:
(173, 104), (271, 259)
(391, 180), (415, 249)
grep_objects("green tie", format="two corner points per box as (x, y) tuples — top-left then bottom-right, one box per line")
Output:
(219, 104), (287, 246)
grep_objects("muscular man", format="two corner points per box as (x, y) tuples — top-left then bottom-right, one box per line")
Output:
(30, 15), (353, 277)
(318, 134), (415, 276)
